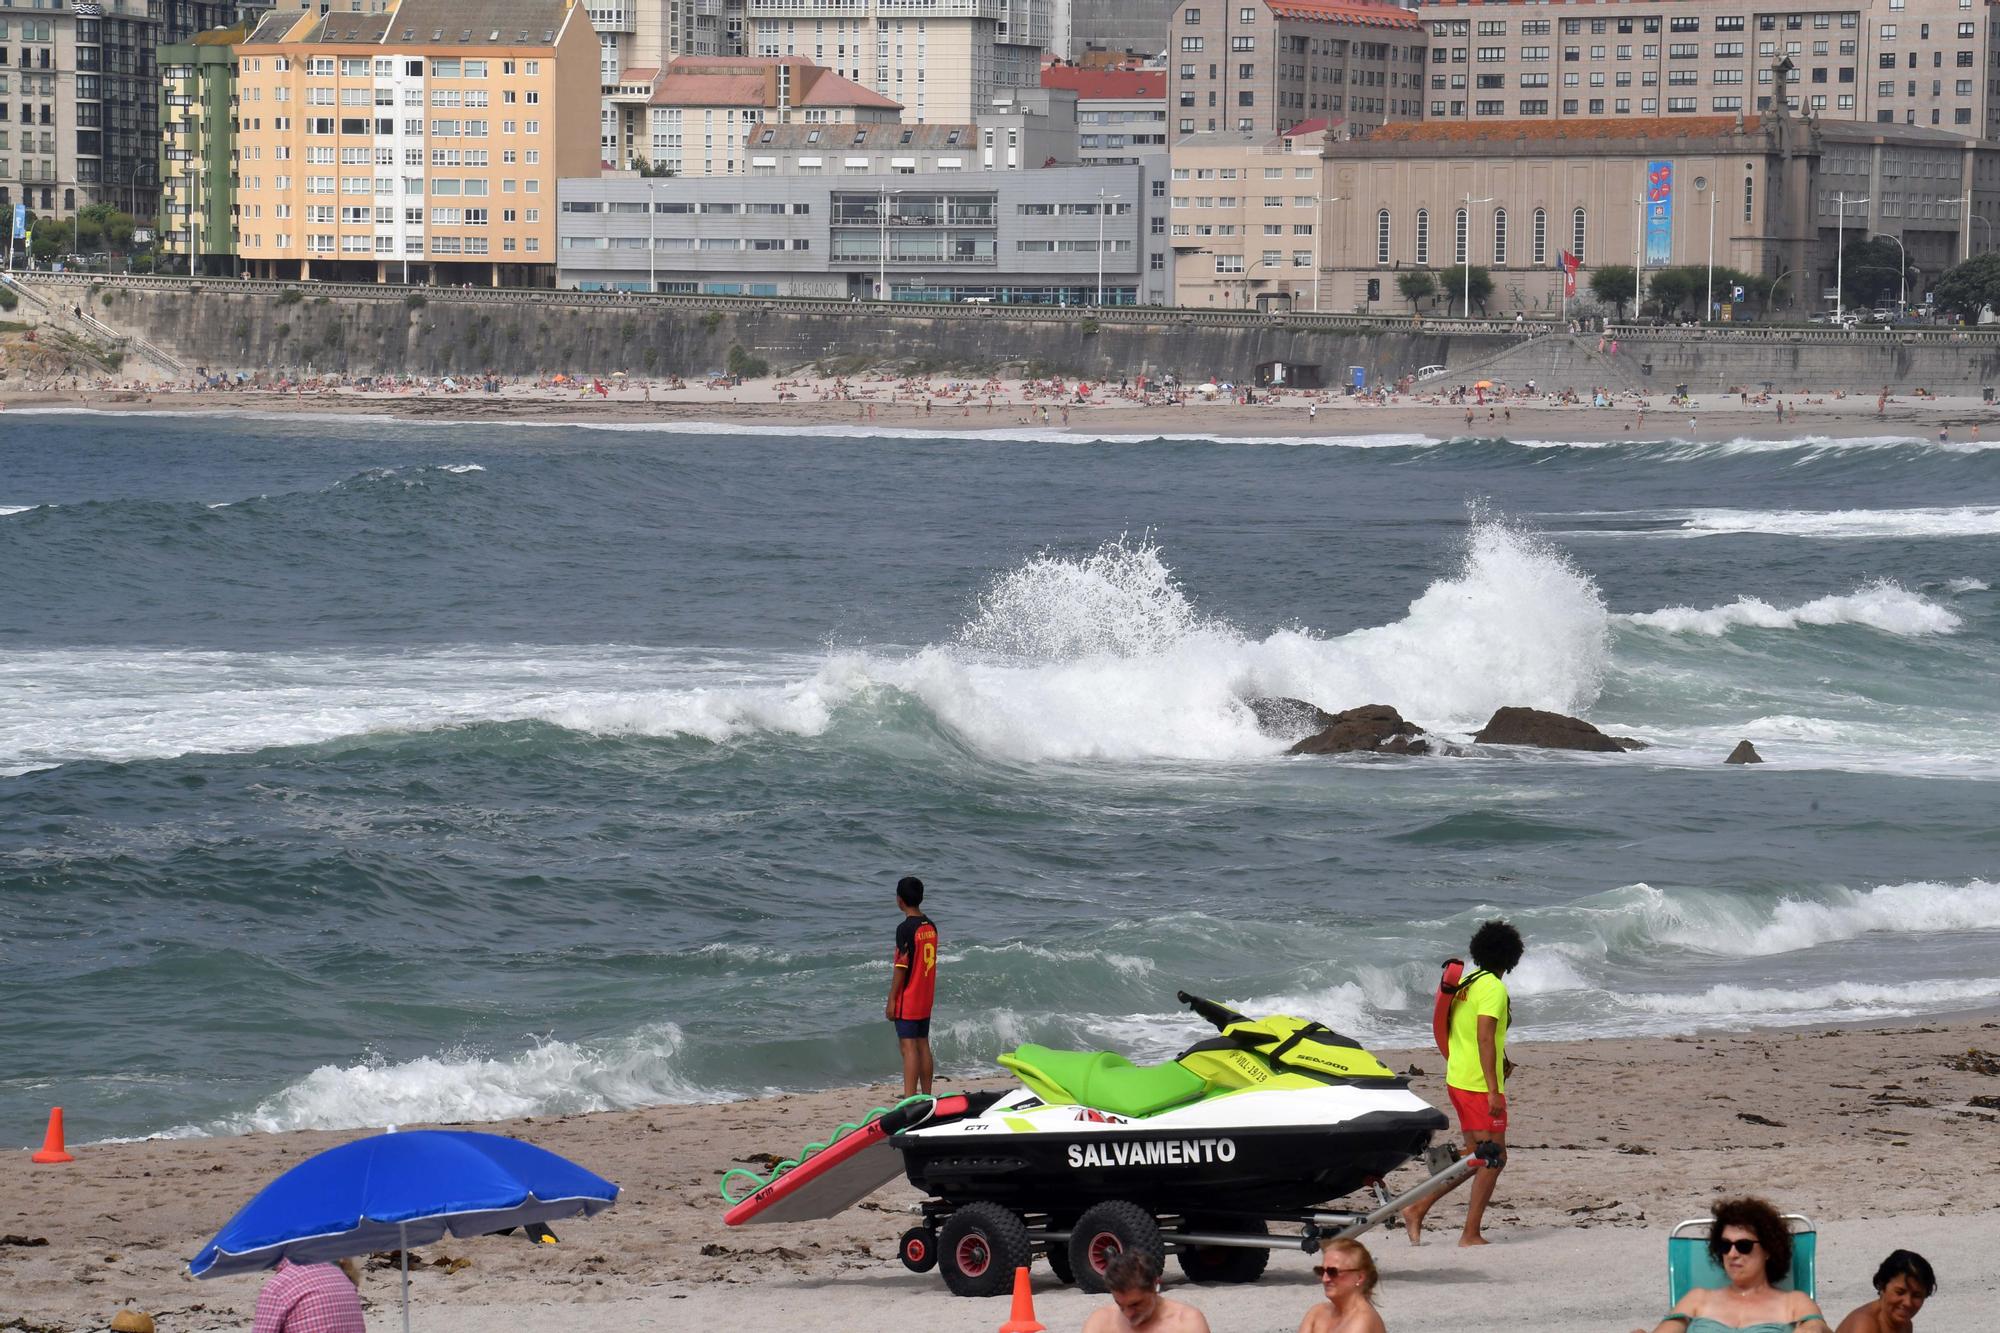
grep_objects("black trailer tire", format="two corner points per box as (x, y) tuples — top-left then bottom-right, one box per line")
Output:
(1045, 1241), (1076, 1285)
(898, 1225), (940, 1273)
(1177, 1217), (1271, 1284)
(1069, 1200), (1165, 1295)
(938, 1202), (1031, 1298)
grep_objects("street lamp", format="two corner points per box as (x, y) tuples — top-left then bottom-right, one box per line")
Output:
(1833, 190), (1870, 321)
(1939, 194), (1991, 262)
(1310, 194), (1343, 312)
(1462, 192), (1493, 318)
(1693, 174), (1714, 322)
(646, 179), (656, 295)
(1881, 230), (1907, 315)
(1095, 186), (1120, 307)
(1632, 191), (1645, 319)
(877, 186), (902, 302)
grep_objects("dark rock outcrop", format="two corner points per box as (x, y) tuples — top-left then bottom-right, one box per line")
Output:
(1724, 740), (1764, 765)
(1471, 706), (1625, 753)
(1288, 704), (1429, 756)
(1245, 696), (1337, 740)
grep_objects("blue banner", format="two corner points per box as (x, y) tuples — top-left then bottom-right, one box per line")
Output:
(11, 203), (24, 239)
(1644, 160), (1673, 266)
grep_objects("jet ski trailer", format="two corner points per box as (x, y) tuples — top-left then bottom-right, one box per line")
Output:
(721, 992), (1496, 1297)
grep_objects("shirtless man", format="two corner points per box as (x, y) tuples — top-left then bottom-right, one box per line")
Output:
(1081, 1252), (1211, 1333)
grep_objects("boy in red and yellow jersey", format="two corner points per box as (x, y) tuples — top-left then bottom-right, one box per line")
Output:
(885, 875), (938, 1096)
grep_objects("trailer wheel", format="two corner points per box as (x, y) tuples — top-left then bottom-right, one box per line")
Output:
(898, 1225), (939, 1273)
(938, 1201), (1030, 1298)
(1068, 1200), (1165, 1295)
(1178, 1217), (1271, 1284)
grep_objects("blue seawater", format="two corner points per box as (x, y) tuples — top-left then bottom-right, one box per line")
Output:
(2, 412), (1996, 1143)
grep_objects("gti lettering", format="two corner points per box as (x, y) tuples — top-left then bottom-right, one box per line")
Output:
(1066, 1138), (1238, 1168)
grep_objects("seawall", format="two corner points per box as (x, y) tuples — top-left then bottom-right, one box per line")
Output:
(39, 276), (1493, 384)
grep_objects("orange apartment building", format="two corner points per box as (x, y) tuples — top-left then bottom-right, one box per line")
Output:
(233, 0), (599, 285)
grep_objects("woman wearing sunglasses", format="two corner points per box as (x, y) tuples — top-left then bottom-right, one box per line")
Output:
(1298, 1239), (1384, 1333)
(1634, 1197), (1830, 1333)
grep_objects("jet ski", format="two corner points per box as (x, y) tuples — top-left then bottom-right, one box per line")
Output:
(722, 991), (1491, 1297)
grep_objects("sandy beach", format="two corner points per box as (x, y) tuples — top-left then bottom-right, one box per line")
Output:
(2, 372), (1997, 444)
(7, 1018), (1997, 1332)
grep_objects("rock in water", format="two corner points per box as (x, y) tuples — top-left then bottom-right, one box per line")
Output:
(1244, 696), (1336, 740)
(1471, 706), (1625, 752)
(1724, 740), (1764, 764)
(1289, 704), (1429, 756)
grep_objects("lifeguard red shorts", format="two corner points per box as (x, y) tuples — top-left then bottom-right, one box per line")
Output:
(1448, 1084), (1507, 1135)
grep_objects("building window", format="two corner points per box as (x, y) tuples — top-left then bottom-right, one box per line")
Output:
(1492, 208), (1508, 265)
(1416, 208), (1430, 265)
(1455, 207), (1468, 264)
(1376, 208), (1391, 264)
(1532, 207), (1547, 265)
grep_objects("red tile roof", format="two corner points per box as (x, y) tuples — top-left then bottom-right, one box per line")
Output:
(1040, 66), (1166, 100)
(1368, 114), (1763, 142)
(1266, 0), (1423, 30)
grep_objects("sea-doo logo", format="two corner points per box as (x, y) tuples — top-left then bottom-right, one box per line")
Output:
(1067, 1138), (1237, 1169)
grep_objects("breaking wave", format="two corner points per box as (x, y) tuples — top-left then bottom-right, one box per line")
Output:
(1670, 504), (2000, 539)
(1623, 581), (1962, 637)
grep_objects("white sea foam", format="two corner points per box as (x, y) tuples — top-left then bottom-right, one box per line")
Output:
(1623, 580), (1961, 637)
(0, 523), (1614, 769)
(1671, 504), (2000, 539)
(1947, 577), (1991, 593)
(180, 1023), (722, 1136)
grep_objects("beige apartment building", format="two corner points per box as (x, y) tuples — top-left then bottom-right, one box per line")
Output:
(233, 0), (599, 285)
(1, 1), (82, 223)
(1169, 120), (1333, 307)
(1310, 112), (1994, 316)
(1418, 0), (1998, 139)
(601, 56), (901, 174)
(1165, 0), (1427, 142)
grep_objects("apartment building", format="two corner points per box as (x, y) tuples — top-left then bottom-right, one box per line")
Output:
(232, 0), (600, 285)
(1042, 64), (1173, 301)
(1417, 0), (1998, 140)
(1069, 0), (1171, 59)
(601, 55), (900, 174)
(159, 23), (244, 271)
(556, 163), (1143, 302)
(736, 0), (1054, 123)
(1168, 120), (1333, 307)
(1166, 0), (1426, 141)
(1312, 113), (1993, 314)
(742, 98), (1074, 174)
(1, 0), (82, 222)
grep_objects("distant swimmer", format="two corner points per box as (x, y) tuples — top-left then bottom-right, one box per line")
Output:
(886, 875), (938, 1096)
(1402, 918), (1524, 1247)
(1083, 1251), (1212, 1333)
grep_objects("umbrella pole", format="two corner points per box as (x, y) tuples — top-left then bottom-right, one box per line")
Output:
(399, 1222), (411, 1333)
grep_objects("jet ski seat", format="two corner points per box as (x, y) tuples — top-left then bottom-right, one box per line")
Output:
(998, 1045), (1208, 1119)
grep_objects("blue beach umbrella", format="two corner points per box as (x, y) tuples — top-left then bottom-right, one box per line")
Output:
(190, 1129), (618, 1332)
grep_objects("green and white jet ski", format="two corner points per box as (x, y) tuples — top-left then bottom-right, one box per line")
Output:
(723, 991), (1491, 1297)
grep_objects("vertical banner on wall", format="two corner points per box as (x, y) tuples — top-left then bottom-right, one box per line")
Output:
(1644, 160), (1674, 266)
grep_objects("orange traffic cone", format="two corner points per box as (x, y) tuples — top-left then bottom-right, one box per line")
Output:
(998, 1265), (1044, 1333)
(31, 1107), (74, 1164)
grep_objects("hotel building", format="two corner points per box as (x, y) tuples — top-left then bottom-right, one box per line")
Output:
(232, 0), (599, 285)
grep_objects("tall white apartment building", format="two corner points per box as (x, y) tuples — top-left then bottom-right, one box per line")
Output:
(737, 0), (1055, 121)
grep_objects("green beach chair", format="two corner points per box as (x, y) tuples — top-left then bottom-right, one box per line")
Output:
(1668, 1214), (1818, 1305)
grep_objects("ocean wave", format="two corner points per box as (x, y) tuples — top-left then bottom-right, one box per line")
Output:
(1671, 504), (2000, 539)
(0, 522), (1612, 769)
(1602, 879), (2000, 958)
(1623, 581), (1961, 637)
(177, 1023), (721, 1136)
(1618, 975), (2000, 1020)
(1946, 577), (1990, 594)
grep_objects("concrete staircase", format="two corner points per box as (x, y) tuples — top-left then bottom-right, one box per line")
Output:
(3, 275), (186, 378)
(1441, 331), (1649, 394)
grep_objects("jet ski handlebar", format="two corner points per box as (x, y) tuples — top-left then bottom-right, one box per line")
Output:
(1177, 990), (1251, 1032)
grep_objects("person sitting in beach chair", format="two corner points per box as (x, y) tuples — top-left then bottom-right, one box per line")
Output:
(1833, 1250), (1936, 1333)
(1632, 1197), (1827, 1333)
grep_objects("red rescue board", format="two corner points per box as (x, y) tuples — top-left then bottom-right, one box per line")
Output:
(724, 1094), (970, 1226)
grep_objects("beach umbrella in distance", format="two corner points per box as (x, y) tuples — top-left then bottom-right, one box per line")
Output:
(1474, 380), (1495, 389)
(189, 1129), (617, 1333)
